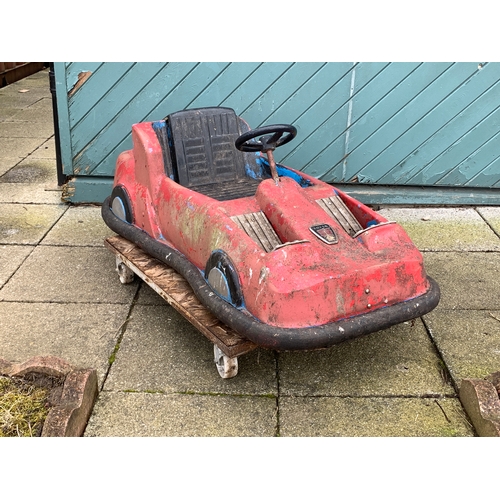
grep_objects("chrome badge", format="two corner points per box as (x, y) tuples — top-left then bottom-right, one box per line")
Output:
(309, 224), (338, 244)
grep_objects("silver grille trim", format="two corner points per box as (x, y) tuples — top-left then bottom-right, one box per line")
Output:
(316, 196), (363, 236)
(231, 212), (281, 252)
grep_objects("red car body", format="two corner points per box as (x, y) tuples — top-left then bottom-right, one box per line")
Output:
(102, 107), (439, 350)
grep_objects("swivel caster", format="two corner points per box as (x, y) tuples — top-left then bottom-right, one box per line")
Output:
(214, 344), (238, 379)
(115, 256), (135, 284)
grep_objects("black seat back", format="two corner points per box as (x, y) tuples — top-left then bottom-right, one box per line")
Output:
(168, 107), (248, 190)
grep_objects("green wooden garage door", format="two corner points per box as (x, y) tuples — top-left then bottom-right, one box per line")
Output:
(53, 62), (500, 204)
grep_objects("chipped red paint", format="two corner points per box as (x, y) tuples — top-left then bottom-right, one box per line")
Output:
(112, 121), (431, 329)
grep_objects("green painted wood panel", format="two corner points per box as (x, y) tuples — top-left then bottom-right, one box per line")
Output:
(53, 62), (500, 204)
(370, 63), (500, 184)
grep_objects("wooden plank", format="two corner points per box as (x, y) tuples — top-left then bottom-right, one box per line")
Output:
(300, 63), (420, 180)
(221, 62), (294, 113)
(53, 63), (74, 176)
(61, 176), (113, 203)
(282, 69), (354, 174)
(401, 84), (500, 186)
(375, 63), (500, 185)
(147, 62), (229, 117)
(282, 63), (392, 172)
(321, 62), (456, 182)
(242, 62), (326, 129)
(104, 236), (257, 358)
(467, 156), (500, 188)
(68, 62), (136, 128)
(79, 63), (230, 176)
(187, 62), (262, 110)
(344, 63), (481, 184)
(65, 62), (103, 96)
(437, 113), (500, 186)
(349, 62), (421, 124)
(338, 183), (500, 206)
(0, 62), (46, 86)
(263, 62), (355, 162)
(71, 62), (168, 159)
(57, 62), (500, 202)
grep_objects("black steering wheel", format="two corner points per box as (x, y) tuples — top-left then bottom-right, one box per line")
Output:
(235, 124), (297, 152)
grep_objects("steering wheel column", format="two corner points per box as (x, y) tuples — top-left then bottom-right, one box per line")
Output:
(235, 124), (297, 184)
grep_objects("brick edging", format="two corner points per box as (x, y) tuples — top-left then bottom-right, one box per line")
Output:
(0, 356), (98, 437)
(459, 372), (500, 437)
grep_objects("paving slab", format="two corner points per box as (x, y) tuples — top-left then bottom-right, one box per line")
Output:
(0, 302), (131, 384)
(0, 158), (20, 176)
(278, 396), (474, 437)
(0, 88), (51, 108)
(105, 304), (278, 396)
(0, 108), (19, 121)
(278, 320), (453, 397)
(30, 137), (56, 159)
(0, 183), (63, 204)
(423, 252), (500, 310)
(0, 158), (57, 184)
(42, 206), (115, 246)
(84, 391), (277, 436)
(0, 137), (47, 158)
(0, 203), (66, 244)
(0, 120), (54, 139)
(378, 207), (500, 251)
(0, 246), (138, 304)
(8, 98), (54, 122)
(0, 244), (34, 287)
(423, 309), (500, 389)
(477, 207), (500, 236)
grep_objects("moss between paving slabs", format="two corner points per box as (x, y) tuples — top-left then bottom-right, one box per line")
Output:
(378, 208), (500, 251)
(0, 375), (50, 437)
(399, 219), (500, 251)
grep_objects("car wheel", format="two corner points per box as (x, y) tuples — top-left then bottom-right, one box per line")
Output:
(110, 185), (133, 224)
(205, 250), (243, 307)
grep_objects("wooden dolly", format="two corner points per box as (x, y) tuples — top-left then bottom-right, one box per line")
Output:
(104, 235), (258, 378)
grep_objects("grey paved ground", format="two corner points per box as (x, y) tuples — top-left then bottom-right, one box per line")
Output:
(1, 69), (499, 436)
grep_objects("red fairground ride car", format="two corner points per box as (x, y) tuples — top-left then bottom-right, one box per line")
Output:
(102, 107), (439, 354)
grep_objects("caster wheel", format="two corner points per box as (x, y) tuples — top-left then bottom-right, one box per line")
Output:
(214, 344), (238, 379)
(115, 256), (135, 284)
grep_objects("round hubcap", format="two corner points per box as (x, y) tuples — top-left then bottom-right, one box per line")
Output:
(207, 267), (230, 301)
(111, 196), (127, 221)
